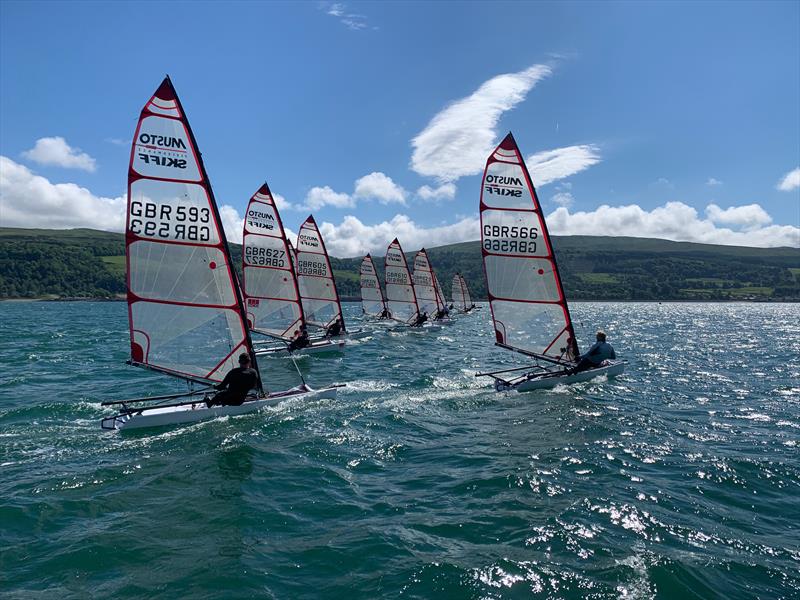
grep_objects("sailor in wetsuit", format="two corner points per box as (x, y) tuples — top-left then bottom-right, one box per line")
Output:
(411, 311), (428, 327)
(569, 330), (616, 374)
(288, 324), (310, 352)
(207, 353), (260, 407)
(379, 308), (391, 319)
(325, 317), (343, 337)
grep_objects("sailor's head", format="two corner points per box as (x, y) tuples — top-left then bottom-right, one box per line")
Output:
(238, 353), (251, 365)
(596, 330), (607, 342)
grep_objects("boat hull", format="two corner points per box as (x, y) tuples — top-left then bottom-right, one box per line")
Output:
(499, 361), (625, 392)
(102, 386), (339, 431)
(254, 338), (346, 356)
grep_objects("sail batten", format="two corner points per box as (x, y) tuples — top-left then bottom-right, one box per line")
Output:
(295, 215), (345, 332)
(126, 77), (257, 384)
(360, 254), (387, 317)
(480, 133), (579, 363)
(241, 184), (305, 340)
(384, 239), (419, 324)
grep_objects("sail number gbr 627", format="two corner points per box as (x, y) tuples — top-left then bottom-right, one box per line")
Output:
(483, 224), (538, 254)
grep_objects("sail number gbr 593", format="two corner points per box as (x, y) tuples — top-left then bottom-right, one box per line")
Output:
(483, 224), (538, 254)
(129, 201), (212, 242)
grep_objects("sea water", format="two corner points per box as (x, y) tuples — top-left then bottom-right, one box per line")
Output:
(0, 301), (798, 599)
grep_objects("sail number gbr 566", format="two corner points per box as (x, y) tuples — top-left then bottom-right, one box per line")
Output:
(483, 224), (539, 254)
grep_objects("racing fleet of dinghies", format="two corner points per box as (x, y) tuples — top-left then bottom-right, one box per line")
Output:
(101, 77), (338, 430)
(102, 82), (626, 430)
(476, 133), (624, 391)
(241, 187), (344, 356)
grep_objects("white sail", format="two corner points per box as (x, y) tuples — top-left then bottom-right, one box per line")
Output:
(452, 273), (467, 311)
(126, 77), (258, 384)
(295, 215), (345, 331)
(411, 248), (441, 317)
(360, 254), (386, 317)
(384, 238), (419, 324)
(480, 133), (579, 363)
(242, 184), (305, 341)
(462, 275), (473, 309)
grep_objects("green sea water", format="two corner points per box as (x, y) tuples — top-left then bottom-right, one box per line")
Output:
(1, 301), (798, 599)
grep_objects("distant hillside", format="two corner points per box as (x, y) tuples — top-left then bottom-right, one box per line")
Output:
(1, 227), (798, 301)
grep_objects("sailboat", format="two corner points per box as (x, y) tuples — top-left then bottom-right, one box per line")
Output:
(476, 133), (624, 391)
(100, 77), (338, 430)
(384, 239), (440, 330)
(451, 273), (475, 312)
(359, 254), (390, 320)
(242, 189), (344, 356)
(412, 249), (452, 323)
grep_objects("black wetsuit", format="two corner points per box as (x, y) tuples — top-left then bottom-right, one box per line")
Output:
(288, 332), (310, 352)
(326, 320), (343, 337)
(412, 313), (428, 327)
(208, 367), (260, 407)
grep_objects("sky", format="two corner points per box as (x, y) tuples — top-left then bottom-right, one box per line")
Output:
(0, 0), (798, 256)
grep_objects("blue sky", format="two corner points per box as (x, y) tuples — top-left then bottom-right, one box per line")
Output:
(1, 0), (798, 255)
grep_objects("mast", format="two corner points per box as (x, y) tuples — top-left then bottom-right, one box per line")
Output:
(126, 76), (260, 387)
(479, 132), (579, 363)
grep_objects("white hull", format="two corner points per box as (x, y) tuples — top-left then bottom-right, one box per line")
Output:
(498, 361), (625, 392)
(254, 338), (346, 356)
(102, 385), (339, 431)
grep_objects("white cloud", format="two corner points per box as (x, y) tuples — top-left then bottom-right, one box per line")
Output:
(321, 2), (369, 30)
(21, 137), (97, 172)
(304, 185), (355, 210)
(551, 192), (574, 208)
(317, 214), (480, 257)
(411, 64), (551, 182)
(705, 203), (772, 230)
(353, 172), (406, 204)
(416, 183), (457, 201)
(219, 204), (244, 244)
(105, 137), (130, 147)
(777, 167), (800, 192)
(706, 177), (722, 186)
(547, 201), (799, 248)
(525, 144), (601, 186)
(0, 156), (123, 229)
(273, 192), (296, 212)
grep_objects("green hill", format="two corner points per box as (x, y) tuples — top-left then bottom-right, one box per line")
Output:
(1, 227), (798, 301)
